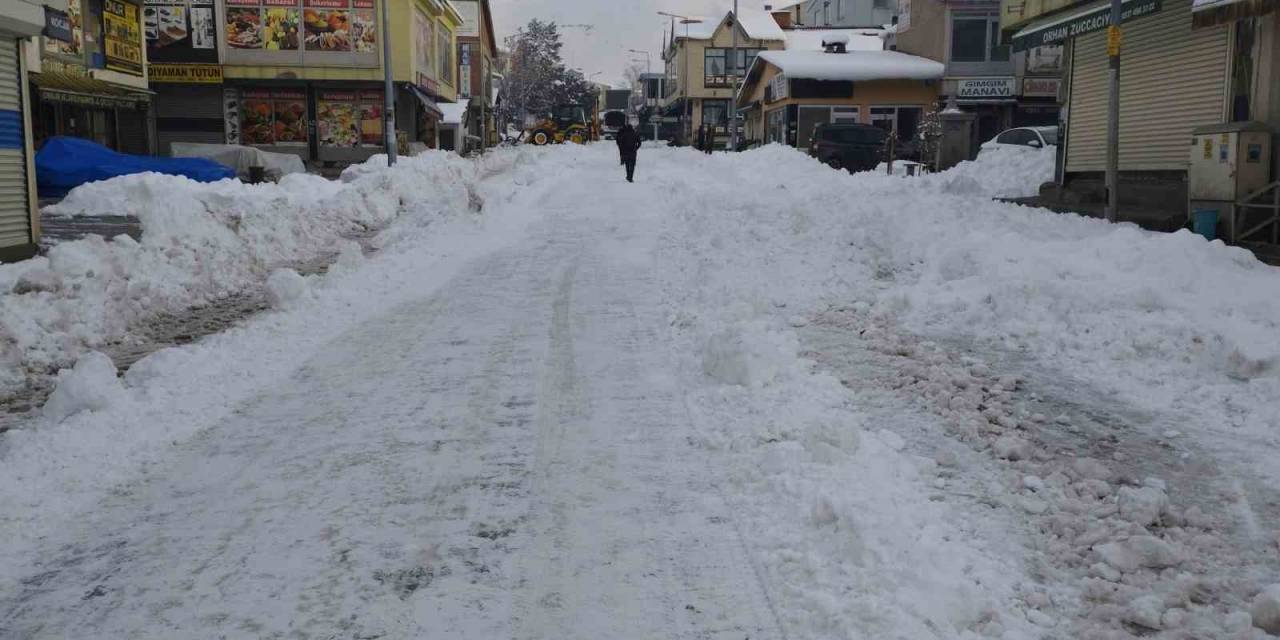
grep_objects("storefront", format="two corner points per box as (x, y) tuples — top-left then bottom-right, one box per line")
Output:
(0, 0), (44, 262)
(144, 0), (223, 154)
(33, 0), (153, 154)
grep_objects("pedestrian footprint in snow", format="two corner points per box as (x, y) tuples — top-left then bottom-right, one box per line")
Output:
(615, 123), (641, 183)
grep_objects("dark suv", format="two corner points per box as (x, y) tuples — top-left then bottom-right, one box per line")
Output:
(808, 123), (888, 173)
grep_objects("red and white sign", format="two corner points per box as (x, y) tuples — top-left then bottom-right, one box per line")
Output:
(1022, 77), (1061, 98)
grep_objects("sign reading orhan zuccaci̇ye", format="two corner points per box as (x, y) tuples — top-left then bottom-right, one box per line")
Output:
(1010, 0), (1161, 52)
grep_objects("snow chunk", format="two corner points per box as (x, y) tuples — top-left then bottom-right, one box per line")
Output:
(1251, 584), (1280, 634)
(1118, 485), (1169, 527)
(42, 352), (126, 422)
(12, 267), (63, 295)
(1096, 536), (1183, 572)
(266, 268), (308, 308)
(993, 435), (1033, 461)
(1126, 594), (1165, 630)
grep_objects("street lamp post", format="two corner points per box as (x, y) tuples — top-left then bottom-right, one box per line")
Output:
(380, 0), (395, 165)
(730, 0), (739, 151)
(658, 12), (702, 144)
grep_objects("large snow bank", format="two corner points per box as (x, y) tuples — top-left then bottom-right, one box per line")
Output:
(0, 152), (477, 398)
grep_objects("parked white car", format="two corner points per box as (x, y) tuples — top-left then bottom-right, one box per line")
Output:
(986, 126), (1059, 149)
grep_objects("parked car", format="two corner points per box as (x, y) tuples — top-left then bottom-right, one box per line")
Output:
(808, 123), (888, 173)
(988, 126), (1059, 149)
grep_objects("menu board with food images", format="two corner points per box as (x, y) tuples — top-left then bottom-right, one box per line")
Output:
(227, 0), (373, 53)
(317, 90), (383, 147)
(144, 0), (216, 63)
(240, 89), (307, 145)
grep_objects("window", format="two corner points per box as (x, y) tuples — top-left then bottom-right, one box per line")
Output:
(874, 0), (892, 8)
(950, 17), (989, 62)
(870, 106), (924, 141)
(704, 48), (728, 87)
(950, 14), (1008, 63)
(767, 107), (786, 144)
(438, 26), (453, 85)
(702, 99), (729, 132)
(831, 106), (860, 123)
(734, 48), (764, 75)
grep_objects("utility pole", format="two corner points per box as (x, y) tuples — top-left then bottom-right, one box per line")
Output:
(730, 0), (739, 151)
(1105, 0), (1122, 222)
(380, 0), (396, 165)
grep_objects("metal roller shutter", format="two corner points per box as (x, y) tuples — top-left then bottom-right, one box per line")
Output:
(0, 39), (32, 252)
(1066, 0), (1230, 172)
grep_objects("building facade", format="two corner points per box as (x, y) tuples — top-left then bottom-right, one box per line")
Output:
(451, 0), (495, 153)
(30, 0), (154, 155)
(892, 0), (1064, 157)
(737, 45), (944, 151)
(1, 0), (44, 262)
(1002, 0), (1278, 217)
(662, 10), (786, 148)
(767, 0), (898, 28)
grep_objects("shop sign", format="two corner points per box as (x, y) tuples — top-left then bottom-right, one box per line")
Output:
(44, 7), (75, 43)
(43, 0), (83, 58)
(417, 74), (439, 96)
(149, 63), (223, 83)
(144, 0), (217, 64)
(239, 88), (308, 145)
(768, 73), (788, 102)
(224, 0), (376, 54)
(957, 77), (1015, 99)
(1026, 44), (1063, 74)
(104, 0), (145, 75)
(1011, 0), (1161, 52)
(317, 89), (384, 147)
(1022, 77), (1061, 98)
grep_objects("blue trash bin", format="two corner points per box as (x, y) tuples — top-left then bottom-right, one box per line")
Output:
(1192, 209), (1219, 241)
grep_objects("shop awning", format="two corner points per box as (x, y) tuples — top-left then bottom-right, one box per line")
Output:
(1010, 0), (1163, 52)
(405, 83), (444, 120)
(32, 70), (152, 110)
(1191, 0), (1276, 27)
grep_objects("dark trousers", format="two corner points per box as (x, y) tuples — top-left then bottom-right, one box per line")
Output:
(623, 157), (636, 181)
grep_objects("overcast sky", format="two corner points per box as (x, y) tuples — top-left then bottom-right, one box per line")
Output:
(489, 0), (736, 87)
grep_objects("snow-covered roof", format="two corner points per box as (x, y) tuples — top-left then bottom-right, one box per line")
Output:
(440, 99), (470, 125)
(783, 28), (885, 52)
(672, 8), (787, 42)
(768, 0), (805, 10)
(755, 49), (944, 82)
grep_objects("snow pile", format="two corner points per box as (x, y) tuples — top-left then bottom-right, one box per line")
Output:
(701, 321), (799, 387)
(265, 268), (308, 307)
(0, 151), (478, 398)
(41, 351), (127, 423)
(922, 143), (1055, 198)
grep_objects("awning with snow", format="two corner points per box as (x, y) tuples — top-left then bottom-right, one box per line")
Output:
(1191, 0), (1276, 27)
(1009, 0), (1162, 52)
(406, 83), (444, 120)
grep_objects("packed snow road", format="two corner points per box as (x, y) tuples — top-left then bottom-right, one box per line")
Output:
(2, 143), (1279, 639)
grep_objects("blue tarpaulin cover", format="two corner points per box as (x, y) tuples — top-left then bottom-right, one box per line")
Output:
(36, 136), (237, 198)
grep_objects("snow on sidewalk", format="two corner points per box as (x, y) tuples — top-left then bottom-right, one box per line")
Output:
(0, 146), (562, 558)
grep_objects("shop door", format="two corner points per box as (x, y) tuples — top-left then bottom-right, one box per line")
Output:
(0, 40), (33, 256)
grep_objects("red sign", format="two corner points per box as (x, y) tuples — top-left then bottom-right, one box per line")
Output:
(320, 91), (357, 101)
(263, 0), (297, 6)
(225, 0), (259, 6)
(242, 89), (273, 99)
(271, 90), (306, 99)
(303, 0), (347, 7)
(359, 90), (383, 101)
(352, 0), (373, 7)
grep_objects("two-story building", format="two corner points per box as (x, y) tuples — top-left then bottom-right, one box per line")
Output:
(1, 0), (44, 262)
(29, 0), (154, 154)
(451, 0), (495, 152)
(661, 9), (786, 148)
(766, 0), (897, 29)
(891, 0), (1064, 155)
(219, 0), (459, 164)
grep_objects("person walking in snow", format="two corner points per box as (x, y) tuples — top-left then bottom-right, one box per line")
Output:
(696, 124), (709, 154)
(615, 123), (641, 183)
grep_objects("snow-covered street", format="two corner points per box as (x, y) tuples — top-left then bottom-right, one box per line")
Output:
(2, 144), (1279, 639)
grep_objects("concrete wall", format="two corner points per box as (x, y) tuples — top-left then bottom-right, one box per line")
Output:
(892, 0), (947, 62)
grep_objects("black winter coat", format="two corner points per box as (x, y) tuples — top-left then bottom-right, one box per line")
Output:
(616, 127), (641, 160)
